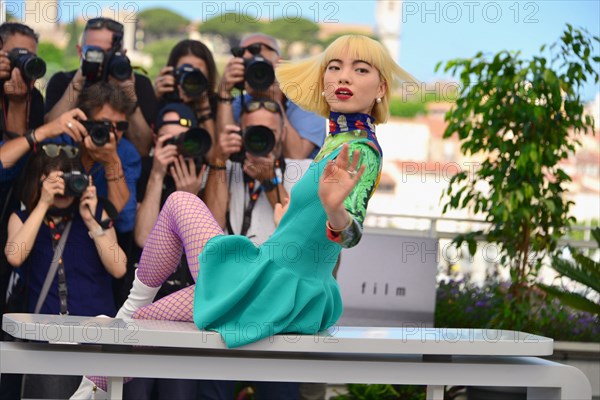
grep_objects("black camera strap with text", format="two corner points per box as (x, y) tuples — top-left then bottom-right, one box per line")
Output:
(225, 157), (286, 238)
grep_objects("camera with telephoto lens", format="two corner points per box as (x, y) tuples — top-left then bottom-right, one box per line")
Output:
(62, 171), (90, 197)
(165, 127), (212, 160)
(81, 45), (132, 83)
(7, 48), (46, 82)
(240, 56), (275, 91)
(230, 125), (276, 163)
(164, 64), (209, 102)
(81, 120), (113, 147)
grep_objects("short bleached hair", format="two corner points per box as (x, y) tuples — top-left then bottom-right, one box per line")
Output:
(276, 35), (416, 124)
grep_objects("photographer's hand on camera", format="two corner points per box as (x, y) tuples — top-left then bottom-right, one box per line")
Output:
(39, 170), (65, 208)
(79, 179), (98, 225)
(171, 155), (205, 195)
(3, 67), (31, 100)
(214, 124), (242, 162)
(243, 152), (276, 183)
(154, 66), (176, 98)
(219, 57), (245, 96)
(0, 50), (11, 81)
(83, 129), (119, 167)
(37, 108), (88, 142)
(151, 134), (178, 178)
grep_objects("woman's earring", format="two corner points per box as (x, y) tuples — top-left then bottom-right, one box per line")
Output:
(376, 97), (382, 104)
(321, 91), (326, 97)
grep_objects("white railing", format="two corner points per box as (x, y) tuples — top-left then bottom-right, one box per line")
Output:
(364, 213), (598, 249)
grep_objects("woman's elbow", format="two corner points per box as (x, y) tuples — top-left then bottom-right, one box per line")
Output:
(5, 252), (23, 268)
(112, 258), (127, 279)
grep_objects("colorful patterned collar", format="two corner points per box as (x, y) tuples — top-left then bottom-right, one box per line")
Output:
(328, 112), (376, 137)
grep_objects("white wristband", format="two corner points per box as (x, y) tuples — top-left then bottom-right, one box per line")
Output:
(88, 227), (106, 239)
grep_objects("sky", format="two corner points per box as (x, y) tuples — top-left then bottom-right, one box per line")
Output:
(140, 0), (600, 102)
(4, 0), (599, 101)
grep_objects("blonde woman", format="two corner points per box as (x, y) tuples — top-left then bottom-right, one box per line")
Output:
(73, 35), (414, 398)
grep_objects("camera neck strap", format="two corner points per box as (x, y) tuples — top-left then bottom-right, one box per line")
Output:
(226, 157), (286, 237)
(92, 196), (119, 230)
(36, 219), (72, 314)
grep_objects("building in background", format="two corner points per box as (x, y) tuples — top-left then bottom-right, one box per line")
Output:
(375, 0), (403, 63)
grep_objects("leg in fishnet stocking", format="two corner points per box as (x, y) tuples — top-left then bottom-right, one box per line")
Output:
(137, 191), (223, 286)
(85, 193), (222, 393)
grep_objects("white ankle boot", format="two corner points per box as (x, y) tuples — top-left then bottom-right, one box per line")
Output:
(70, 377), (107, 400)
(116, 270), (160, 320)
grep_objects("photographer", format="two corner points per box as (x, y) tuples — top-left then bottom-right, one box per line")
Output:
(53, 82), (141, 309)
(127, 103), (209, 399)
(0, 22), (73, 400)
(4, 144), (126, 399)
(0, 22), (45, 139)
(135, 103), (209, 247)
(217, 33), (325, 160)
(154, 40), (217, 143)
(44, 17), (157, 157)
(203, 99), (311, 398)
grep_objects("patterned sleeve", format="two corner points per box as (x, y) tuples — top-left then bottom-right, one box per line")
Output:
(326, 141), (381, 248)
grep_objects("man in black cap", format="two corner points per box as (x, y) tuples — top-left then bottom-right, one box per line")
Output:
(123, 102), (210, 399)
(134, 103), (208, 247)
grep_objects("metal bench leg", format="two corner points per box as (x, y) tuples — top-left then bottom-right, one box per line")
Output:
(107, 376), (123, 400)
(426, 385), (444, 400)
(527, 387), (561, 400)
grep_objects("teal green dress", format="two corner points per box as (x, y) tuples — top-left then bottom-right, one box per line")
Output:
(194, 112), (382, 348)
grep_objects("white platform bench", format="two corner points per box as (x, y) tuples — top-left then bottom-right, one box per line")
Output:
(0, 313), (592, 400)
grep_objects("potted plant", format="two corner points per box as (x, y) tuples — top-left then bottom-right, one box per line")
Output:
(435, 25), (599, 398)
(436, 24), (599, 331)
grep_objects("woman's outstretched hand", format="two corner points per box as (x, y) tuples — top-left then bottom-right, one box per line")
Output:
(318, 143), (365, 220)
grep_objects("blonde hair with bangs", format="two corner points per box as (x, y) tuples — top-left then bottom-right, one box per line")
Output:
(276, 35), (416, 124)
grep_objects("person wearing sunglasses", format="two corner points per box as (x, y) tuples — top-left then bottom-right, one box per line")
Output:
(218, 33), (326, 161)
(44, 17), (157, 157)
(51, 82), (142, 312)
(5, 143), (126, 399)
(203, 96), (312, 400)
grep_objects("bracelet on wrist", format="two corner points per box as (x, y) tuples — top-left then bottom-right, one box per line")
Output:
(24, 129), (38, 152)
(106, 174), (124, 182)
(207, 163), (227, 171)
(261, 176), (281, 192)
(326, 217), (353, 232)
(217, 95), (234, 104)
(197, 113), (214, 124)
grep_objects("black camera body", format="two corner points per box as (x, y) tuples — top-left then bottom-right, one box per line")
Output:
(230, 125), (276, 163)
(241, 56), (275, 91)
(81, 45), (132, 84)
(63, 171), (90, 197)
(165, 127), (212, 160)
(81, 120), (112, 147)
(164, 64), (209, 102)
(7, 48), (46, 82)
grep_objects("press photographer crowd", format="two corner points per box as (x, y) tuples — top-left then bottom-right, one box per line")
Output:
(0, 18), (326, 400)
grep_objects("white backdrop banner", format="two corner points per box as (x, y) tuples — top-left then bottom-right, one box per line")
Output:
(337, 232), (438, 327)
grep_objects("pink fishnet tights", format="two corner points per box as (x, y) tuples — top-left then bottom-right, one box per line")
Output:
(86, 192), (223, 392)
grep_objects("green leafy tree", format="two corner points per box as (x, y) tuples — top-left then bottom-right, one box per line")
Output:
(64, 20), (83, 61)
(138, 8), (189, 40)
(538, 228), (600, 315)
(199, 13), (263, 47)
(262, 17), (319, 45)
(437, 25), (599, 329)
(142, 38), (180, 79)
